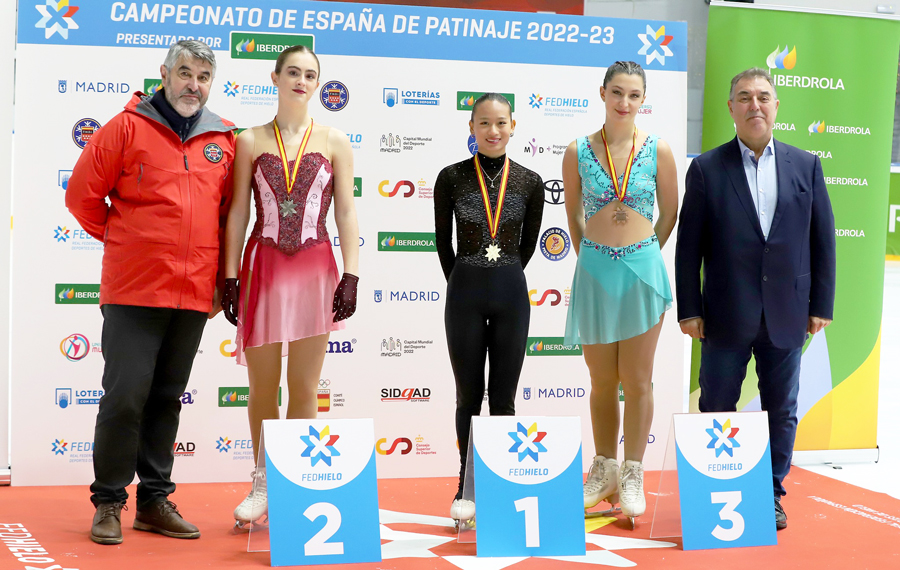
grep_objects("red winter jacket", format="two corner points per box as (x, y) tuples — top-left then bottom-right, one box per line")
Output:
(66, 92), (236, 312)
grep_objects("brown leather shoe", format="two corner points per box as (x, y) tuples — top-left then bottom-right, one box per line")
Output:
(133, 500), (200, 539)
(91, 502), (126, 545)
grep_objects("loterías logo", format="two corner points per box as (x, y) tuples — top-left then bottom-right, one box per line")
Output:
(35, 0), (79, 40)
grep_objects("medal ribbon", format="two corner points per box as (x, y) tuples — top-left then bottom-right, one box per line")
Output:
(600, 126), (637, 204)
(273, 118), (313, 194)
(474, 154), (510, 240)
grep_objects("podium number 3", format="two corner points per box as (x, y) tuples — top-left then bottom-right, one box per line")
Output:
(303, 503), (344, 556)
(514, 496), (541, 547)
(710, 491), (744, 541)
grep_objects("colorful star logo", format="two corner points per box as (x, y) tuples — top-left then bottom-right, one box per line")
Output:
(52, 438), (68, 455)
(301, 425), (341, 467)
(224, 81), (239, 97)
(54, 225), (70, 242)
(706, 418), (740, 458)
(529, 93), (543, 109)
(508, 422), (547, 463)
(637, 25), (674, 65)
(216, 436), (232, 453)
(35, 0), (80, 40)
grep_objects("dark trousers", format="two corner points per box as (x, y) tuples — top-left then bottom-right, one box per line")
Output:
(698, 316), (802, 497)
(90, 304), (207, 508)
(445, 262), (530, 497)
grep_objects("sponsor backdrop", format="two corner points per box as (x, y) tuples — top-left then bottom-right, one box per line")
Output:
(12, 0), (687, 485)
(698, 3), (900, 453)
(0, 0), (14, 474)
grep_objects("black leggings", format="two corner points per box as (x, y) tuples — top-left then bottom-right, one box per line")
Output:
(445, 262), (530, 497)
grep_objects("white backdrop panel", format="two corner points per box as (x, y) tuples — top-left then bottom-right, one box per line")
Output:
(11, 0), (687, 485)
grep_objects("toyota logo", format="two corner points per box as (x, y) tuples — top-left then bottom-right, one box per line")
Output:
(544, 179), (564, 204)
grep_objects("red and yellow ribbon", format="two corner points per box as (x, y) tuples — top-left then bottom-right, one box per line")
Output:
(600, 126), (637, 204)
(273, 118), (313, 194)
(474, 154), (510, 239)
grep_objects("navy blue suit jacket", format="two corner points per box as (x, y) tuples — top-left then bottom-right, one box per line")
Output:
(675, 137), (836, 349)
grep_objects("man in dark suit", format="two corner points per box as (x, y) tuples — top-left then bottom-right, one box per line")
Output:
(675, 68), (836, 530)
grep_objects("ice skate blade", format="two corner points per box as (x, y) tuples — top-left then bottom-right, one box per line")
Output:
(627, 516), (636, 530)
(585, 505), (621, 519)
(232, 515), (269, 533)
(454, 518), (476, 532)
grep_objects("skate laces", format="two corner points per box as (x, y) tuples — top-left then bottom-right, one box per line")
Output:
(584, 456), (614, 494)
(619, 462), (644, 501)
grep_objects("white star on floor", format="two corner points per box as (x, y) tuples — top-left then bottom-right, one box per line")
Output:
(377, 509), (676, 568)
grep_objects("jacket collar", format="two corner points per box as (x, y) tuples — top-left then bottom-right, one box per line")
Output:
(125, 91), (235, 142)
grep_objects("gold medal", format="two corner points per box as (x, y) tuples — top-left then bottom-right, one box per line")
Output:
(474, 154), (510, 262)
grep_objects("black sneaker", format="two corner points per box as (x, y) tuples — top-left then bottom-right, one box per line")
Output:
(775, 498), (787, 530)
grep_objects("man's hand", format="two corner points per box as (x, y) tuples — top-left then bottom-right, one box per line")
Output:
(209, 286), (223, 319)
(808, 316), (831, 335)
(680, 317), (705, 339)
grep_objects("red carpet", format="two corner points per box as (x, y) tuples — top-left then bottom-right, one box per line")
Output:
(1, 467), (898, 569)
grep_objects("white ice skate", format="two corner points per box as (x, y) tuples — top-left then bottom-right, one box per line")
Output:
(450, 498), (475, 530)
(584, 454), (620, 518)
(233, 469), (268, 531)
(618, 459), (645, 528)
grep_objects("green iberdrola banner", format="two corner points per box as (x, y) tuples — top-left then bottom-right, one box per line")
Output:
(698, 4), (900, 452)
(887, 172), (900, 259)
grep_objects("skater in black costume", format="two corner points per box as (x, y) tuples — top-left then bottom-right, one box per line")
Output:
(433, 93), (544, 524)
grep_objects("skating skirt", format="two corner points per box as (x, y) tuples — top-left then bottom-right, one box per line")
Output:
(564, 235), (671, 345)
(236, 238), (343, 365)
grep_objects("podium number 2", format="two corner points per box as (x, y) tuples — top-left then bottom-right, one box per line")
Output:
(303, 502), (344, 556)
(514, 496), (540, 547)
(710, 491), (744, 541)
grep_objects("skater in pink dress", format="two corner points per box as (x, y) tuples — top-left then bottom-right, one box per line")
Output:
(221, 45), (359, 526)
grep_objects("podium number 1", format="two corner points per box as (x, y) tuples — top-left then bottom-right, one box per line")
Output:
(710, 491), (744, 542)
(303, 502), (344, 556)
(514, 496), (541, 547)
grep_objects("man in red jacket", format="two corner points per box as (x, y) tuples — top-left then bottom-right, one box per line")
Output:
(67, 40), (236, 545)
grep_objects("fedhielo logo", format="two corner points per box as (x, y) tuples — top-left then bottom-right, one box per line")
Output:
(301, 425), (341, 466)
(376, 437), (412, 455)
(379, 180), (415, 198)
(529, 94), (543, 109)
(544, 179), (564, 205)
(52, 438), (69, 455)
(539, 227), (570, 261)
(707, 419), (740, 458)
(60, 333), (90, 362)
(54, 225), (71, 242)
(216, 436), (232, 453)
(528, 94), (588, 118)
(36, 0), (80, 40)
(224, 80), (239, 97)
(637, 25), (674, 65)
(508, 422), (547, 462)
(72, 118), (101, 149)
(766, 45), (797, 70)
(320, 80), (349, 111)
(529, 289), (561, 306)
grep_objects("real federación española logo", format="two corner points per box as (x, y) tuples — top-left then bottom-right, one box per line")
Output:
(706, 418), (740, 458)
(508, 422), (547, 463)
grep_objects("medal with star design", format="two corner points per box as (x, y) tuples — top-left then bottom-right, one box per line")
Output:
(600, 126), (637, 225)
(273, 117), (313, 218)
(474, 153), (510, 262)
